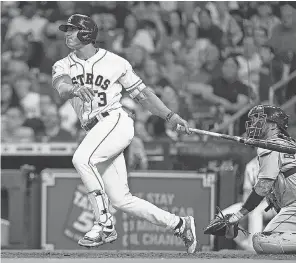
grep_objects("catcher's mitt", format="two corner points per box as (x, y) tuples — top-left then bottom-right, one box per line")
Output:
(203, 207), (249, 239)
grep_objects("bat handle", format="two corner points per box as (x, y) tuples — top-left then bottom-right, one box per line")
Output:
(176, 124), (192, 133)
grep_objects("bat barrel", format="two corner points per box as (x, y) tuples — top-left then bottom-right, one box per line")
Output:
(177, 125), (296, 154)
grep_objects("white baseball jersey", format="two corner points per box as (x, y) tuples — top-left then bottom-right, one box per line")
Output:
(52, 48), (145, 125)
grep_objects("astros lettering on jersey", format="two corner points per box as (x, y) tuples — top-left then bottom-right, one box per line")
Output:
(52, 48), (144, 125)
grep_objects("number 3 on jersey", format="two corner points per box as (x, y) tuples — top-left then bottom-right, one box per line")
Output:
(95, 91), (107, 107)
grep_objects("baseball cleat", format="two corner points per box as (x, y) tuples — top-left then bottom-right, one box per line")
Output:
(174, 216), (199, 254)
(78, 222), (117, 247)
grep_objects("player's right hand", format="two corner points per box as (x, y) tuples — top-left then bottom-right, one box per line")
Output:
(72, 84), (95, 103)
(168, 113), (191, 135)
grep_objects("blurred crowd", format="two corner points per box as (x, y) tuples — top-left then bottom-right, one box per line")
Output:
(2, 1), (296, 146)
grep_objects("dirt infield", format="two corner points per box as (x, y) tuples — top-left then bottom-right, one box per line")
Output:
(2, 259), (296, 263)
(1, 250), (296, 261)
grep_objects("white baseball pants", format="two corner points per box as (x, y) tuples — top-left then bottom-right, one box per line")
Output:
(72, 108), (180, 230)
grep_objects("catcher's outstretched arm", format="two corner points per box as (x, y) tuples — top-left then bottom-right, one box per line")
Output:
(241, 179), (273, 212)
(203, 178), (275, 237)
(229, 178), (275, 223)
(234, 151), (278, 220)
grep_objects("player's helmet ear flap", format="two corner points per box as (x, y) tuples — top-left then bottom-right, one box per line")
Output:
(59, 14), (98, 45)
(265, 105), (289, 131)
(246, 105), (289, 139)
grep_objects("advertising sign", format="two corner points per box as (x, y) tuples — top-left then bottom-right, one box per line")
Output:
(41, 169), (216, 251)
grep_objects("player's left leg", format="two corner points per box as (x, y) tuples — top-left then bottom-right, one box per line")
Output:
(252, 201), (296, 254)
(72, 111), (132, 247)
(75, 110), (135, 247)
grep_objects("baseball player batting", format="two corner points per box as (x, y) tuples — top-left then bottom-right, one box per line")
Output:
(52, 14), (198, 254)
(205, 105), (296, 254)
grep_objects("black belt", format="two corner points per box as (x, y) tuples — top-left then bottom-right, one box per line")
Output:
(283, 166), (296, 178)
(82, 112), (109, 132)
(82, 108), (135, 132)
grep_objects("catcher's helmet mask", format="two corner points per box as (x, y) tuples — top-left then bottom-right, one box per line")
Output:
(59, 14), (98, 45)
(246, 105), (289, 139)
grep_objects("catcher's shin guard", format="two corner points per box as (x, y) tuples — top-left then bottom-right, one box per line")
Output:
(88, 190), (113, 225)
(252, 232), (296, 254)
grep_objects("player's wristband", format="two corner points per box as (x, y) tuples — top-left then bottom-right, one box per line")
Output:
(165, 111), (175, 122)
(234, 211), (244, 220)
(242, 188), (264, 212)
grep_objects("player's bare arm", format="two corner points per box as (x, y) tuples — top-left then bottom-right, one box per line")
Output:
(53, 75), (95, 103)
(227, 177), (276, 224)
(254, 178), (275, 196)
(134, 87), (191, 134)
(239, 178), (275, 215)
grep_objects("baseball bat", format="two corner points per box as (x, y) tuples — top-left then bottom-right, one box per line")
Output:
(177, 125), (296, 154)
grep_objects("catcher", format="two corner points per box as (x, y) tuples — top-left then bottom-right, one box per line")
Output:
(204, 105), (296, 254)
